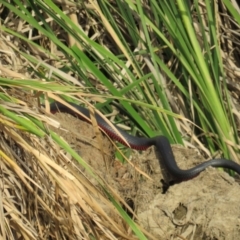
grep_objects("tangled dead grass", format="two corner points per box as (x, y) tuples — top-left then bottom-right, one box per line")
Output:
(0, 100), (146, 240)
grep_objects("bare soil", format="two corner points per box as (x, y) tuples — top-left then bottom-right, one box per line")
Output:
(52, 111), (240, 240)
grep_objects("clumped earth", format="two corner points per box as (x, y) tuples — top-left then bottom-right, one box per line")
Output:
(52, 111), (240, 240)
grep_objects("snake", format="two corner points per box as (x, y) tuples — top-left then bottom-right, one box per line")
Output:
(50, 101), (240, 180)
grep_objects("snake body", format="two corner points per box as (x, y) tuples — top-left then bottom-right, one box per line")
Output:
(50, 102), (240, 180)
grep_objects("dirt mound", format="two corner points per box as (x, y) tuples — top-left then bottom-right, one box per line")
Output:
(52, 111), (240, 240)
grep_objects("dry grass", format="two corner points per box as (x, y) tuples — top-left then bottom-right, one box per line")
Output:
(0, 99), (146, 239)
(0, 35), (142, 240)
